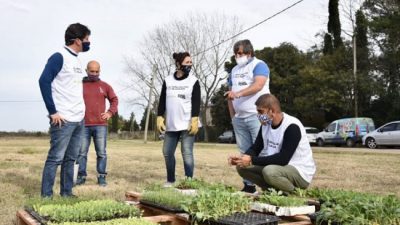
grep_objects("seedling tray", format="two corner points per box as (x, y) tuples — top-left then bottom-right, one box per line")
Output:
(200, 212), (280, 225)
(139, 199), (185, 213)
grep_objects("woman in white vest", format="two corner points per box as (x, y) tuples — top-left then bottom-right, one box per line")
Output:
(156, 52), (201, 187)
(228, 94), (316, 193)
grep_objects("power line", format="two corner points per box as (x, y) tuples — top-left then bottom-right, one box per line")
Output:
(195, 0), (304, 56)
(0, 100), (42, 103)
(2, 0), (305, 102)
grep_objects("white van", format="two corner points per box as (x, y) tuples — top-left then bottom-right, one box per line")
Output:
(316, 117), (375, 147)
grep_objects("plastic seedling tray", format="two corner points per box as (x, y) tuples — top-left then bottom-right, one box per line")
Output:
(201, 212), (280, 225)
(139, 199), (185, 213)
(25, 207), (48, 225)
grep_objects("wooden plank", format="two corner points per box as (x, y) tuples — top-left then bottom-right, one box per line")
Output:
(279, 215), (312, 225)
(279, 221), (312, 225)
(126, 191), (142, 201)
(16, 210), (41, 225)
(143, 215), (177, 223)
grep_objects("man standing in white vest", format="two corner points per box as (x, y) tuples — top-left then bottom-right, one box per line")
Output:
(228, 94), (316, 193)
(226, 39), (270, 194)
(38, 23), (91, 198)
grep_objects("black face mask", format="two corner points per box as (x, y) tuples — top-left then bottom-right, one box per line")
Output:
(181, 65), (192, 75)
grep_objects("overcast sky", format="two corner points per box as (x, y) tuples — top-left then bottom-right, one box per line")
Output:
(0, 0), (330, 132)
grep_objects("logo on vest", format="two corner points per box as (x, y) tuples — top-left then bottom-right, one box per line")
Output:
(238, 81), (248, 86)
(233, 72), (248, 78)
(73, 67), (83, 73)
(178, 94), (186, 99)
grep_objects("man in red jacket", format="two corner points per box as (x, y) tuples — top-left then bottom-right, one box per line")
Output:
(76, 60), (118, 186)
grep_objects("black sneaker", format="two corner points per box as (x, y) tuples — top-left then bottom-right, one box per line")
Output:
(241, 184), (257, 194)
(98, 175), (107, 187)
(75, 176), (86, 185)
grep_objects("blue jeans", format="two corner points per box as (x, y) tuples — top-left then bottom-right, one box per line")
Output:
(77, 126), (108, 177)
(232, 114), (261, 185)
(41, 120), (84, 197)
(162, 130), (195, 183)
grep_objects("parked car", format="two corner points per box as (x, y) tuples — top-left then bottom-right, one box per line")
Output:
(217, 130), (236, 143)
(316, 117), (375, 147)
(362, 121), (400, 149)
(305, 127), (319, 145)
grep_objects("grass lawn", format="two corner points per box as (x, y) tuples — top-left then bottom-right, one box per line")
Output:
(1, 137), (399, 224)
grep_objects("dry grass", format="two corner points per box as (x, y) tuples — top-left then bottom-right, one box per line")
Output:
(1, 137), (399, 224)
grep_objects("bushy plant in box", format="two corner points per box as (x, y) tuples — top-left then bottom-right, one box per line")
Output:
(181, 187), (251, 222)
(50, 217), (156, 225)
(26, 198), (140, 223)
(141, 185), (194, 212)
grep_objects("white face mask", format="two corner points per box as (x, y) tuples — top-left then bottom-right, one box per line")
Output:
(235, 55), (248, 67)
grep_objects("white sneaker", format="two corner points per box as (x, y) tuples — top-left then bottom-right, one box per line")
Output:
(163, 182), (175, 188)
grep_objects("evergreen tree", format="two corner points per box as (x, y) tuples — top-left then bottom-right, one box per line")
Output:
(327, 0), (343, 49)
(140, 108), (156, 131)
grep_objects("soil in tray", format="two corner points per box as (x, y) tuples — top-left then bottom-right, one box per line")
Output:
(139, 199), (185, 213)
(199, 212), (280, 225)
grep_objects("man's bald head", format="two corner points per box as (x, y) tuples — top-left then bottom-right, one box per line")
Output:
(255, 94), (281, 113)
(86, 60), (100, 76)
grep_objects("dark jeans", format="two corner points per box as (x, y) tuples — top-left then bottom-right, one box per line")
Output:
(41, 120), (84, 197)
(77, 126), (108, 177)
(162, 130), (195, 183)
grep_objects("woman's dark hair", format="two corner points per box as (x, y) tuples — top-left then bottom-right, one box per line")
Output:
(65, 23), (91, 45)
(172, 52), (190, 67)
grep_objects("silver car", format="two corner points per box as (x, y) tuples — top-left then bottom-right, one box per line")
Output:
(362, 121), (400, 149)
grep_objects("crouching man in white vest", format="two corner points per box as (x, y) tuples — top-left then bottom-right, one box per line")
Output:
(228, 94), (316, 193)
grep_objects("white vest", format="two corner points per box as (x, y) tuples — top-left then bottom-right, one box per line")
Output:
(260, 113), (316, 183)
(231, 57), (270, 118)
(51, 47), (85, 122)
(165, 74), (198, 131)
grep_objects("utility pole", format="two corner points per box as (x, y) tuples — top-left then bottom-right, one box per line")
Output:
(144, 66), (156, 143)
(144, 66), (156, 144)
(353, 35), (358, 117)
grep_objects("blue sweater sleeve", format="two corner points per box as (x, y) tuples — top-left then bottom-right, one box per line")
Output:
(253, 61), (270, 77)
(38, 53), (63, 115)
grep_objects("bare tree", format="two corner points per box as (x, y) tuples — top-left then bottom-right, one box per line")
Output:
(124, 12), (242, 141)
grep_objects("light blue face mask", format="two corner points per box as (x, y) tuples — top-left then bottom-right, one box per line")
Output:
(257, 113), (272, 125)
